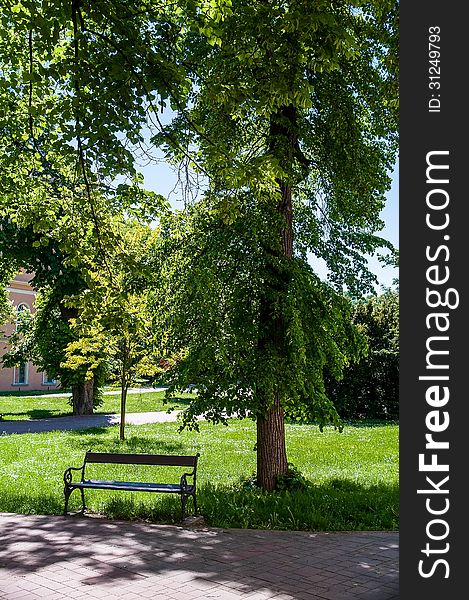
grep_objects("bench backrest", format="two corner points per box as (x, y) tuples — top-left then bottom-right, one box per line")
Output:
(84, 451), (199, 468)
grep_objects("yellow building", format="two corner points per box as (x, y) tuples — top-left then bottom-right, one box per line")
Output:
(0, 271), (59, 392)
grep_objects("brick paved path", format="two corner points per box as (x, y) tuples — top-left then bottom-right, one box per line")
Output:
(0, 513), (398, 600)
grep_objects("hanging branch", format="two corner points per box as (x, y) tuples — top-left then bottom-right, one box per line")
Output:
(78, 21), (210, 179)
(28, 29), (34, 141)
(71, 0), (114, 282)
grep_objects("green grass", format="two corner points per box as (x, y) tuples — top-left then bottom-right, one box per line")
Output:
(0, 390), (192, 420)
(0, 419), (398, 531)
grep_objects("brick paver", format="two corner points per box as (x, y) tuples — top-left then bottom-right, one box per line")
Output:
(0, 513), (398, 599)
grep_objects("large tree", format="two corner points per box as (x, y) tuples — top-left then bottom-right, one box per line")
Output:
(153, 0), (398, 488)
(0, 0), (398, 489)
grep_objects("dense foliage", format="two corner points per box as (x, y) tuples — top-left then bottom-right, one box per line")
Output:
(326, 290), (399, 420)
(153, 199), (366, 429)
(0, 263), (14, 326)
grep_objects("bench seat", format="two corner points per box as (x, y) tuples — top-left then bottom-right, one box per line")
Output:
(75, 480), (194, 494)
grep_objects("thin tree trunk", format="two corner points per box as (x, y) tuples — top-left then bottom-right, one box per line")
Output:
(71, 378), (94, 415)
(119, 342), (129, 441)
(119, 385), (127, 441)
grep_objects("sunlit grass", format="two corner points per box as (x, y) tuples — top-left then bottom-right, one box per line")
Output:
(0, 419), (398, 531)
(0, 390), (192, 421)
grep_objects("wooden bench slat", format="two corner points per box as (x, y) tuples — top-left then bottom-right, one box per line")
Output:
(85, 452), (198, 467)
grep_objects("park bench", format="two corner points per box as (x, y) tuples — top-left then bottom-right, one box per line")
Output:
(63, 450), (200, 520)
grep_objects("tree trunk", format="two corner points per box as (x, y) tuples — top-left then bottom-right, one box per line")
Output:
(119, 349), (129, 441)
(255, 105), (297, 490)
(119, 385), (127, 441)
(256, 394), (288, 490)
(59, 303), (95, 417)
(71, 378), (94, 415)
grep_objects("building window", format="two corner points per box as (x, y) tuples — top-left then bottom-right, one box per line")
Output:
(13, 362), (28, 385)
(15, 303), (30, 332)
(42, 373), (56, 385)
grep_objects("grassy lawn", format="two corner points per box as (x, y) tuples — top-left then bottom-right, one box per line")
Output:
(0, 419), (398, 531)
(0, 390), (192, 420)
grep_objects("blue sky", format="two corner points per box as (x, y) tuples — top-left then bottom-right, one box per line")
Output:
(368, 160), (399, 288)
(141, 158), (399, 290)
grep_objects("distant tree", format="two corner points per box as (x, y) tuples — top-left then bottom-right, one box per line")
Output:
(0, 219), (108, 414)
(62, 219), (161, 439)
(7, 287), (109, 414)
(326, 290), (399, 420)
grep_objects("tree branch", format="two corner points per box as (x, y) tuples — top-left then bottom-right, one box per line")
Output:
(71, 0), (114, 282)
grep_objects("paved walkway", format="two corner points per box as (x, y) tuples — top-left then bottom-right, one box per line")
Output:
(0, 410), (181, 435)
(11, 388), (168, 400)
(0, 513), (398, 600)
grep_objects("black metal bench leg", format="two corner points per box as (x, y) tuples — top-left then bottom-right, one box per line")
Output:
(64, 488), (71, 516)
(80, 489), (86, 514)
(181, 494), (187, 521)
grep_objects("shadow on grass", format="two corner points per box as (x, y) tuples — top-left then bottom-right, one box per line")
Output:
(66, 426), (120, 436)
(0, 390), (68, 397)
(0, 417), (120, 435)
(163, 395), (192, 404)
(341, 419), (399, 428)
(76, 478), (398, 531)
(0, 409), (71, 420)
(0, 492), (64, 516)
(68, 434), (185, 455)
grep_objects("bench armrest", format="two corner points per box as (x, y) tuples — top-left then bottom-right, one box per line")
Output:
(180, 470), (196, 492)
(63, 464), (85, 486)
